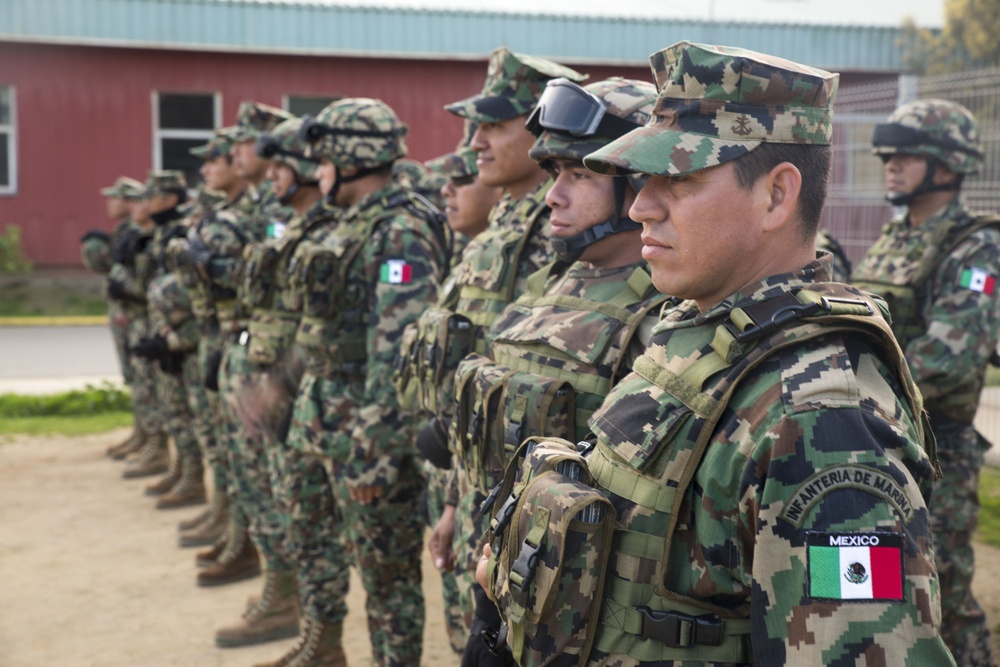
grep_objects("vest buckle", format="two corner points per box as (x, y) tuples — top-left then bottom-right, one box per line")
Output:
(509, 535), (544, 606)
(637, 607), (724, 647)
(724, 292), (823, 343)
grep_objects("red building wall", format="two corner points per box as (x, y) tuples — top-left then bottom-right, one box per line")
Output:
(0, 41), (648, 266)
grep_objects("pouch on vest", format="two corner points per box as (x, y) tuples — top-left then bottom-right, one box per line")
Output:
(394, 306), (475, 416)
(242, 243), (281, 310)
(297, 243), (339, 320)
(453, 354), (513, 494)
(485, 437), (615, 667)
(248, 312), (299, 366)
(501, 371), (576, 461)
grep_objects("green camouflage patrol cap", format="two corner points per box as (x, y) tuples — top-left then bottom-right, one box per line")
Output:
(584, 41), (839, 177)
(143, 170), (188, 197)
(872, 98), (983, 175)
(189, 127), (237, 160)
(425, 146), (478, 180)
(256, 117), (321, 181)
(301, 97), (408, 170)
(100, 176), (144, 198)
(444, 46), (588, 123)
(80, 229), (113, 274)
(230, 101), (294, 142)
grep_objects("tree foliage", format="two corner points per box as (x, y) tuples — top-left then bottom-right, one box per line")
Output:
(899, 0), (1000, 73)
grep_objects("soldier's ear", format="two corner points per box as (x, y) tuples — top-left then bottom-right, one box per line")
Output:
(759, 161), (802, 233)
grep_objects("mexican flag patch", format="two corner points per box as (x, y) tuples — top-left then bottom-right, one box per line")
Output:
(960, 267), (996, 295)
(807, 532), (903, 601)
(267, 221), (286, 239)
(380, 259), (413, 284)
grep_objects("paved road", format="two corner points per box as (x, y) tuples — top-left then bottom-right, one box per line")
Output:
(0, 324), (121, 394)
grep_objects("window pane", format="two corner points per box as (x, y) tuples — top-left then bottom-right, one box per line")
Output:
(0, 133), (9, 187)
(159, 93), (215, 130)
(162, 137), (206, 189)
(287, 96), (342, 117)
(0, 87), (10, 126)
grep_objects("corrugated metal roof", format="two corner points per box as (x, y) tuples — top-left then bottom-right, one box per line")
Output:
(0, 0), (918, 71)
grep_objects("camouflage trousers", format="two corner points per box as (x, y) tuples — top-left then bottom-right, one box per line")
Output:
(156, 357), (199, 459)
(930, 422), (995, 667)
(219, 339), (292, 571)
(270, 444), (351, 624)
(126, 316), (163, 437)
(289, 373), (426, 667)
(452, 465), (488, 633)
(423, 461), (470, 655)
(195, 333), (232, 496)
(109, 301), (134, 386)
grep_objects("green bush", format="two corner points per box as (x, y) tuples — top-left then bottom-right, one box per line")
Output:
(0, 382), (131, 418)
(0, 225), (33, 274)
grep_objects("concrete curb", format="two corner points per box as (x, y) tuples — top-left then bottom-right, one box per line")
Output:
(0, 316), (108, 327)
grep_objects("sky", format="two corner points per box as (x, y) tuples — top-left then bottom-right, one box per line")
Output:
(248, 0), (946, 27)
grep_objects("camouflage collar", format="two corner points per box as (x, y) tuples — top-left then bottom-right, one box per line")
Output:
(903, 196), (966, 231)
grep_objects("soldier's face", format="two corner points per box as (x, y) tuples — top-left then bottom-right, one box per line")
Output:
(201, 155), (240, 192)
(883, 153), (927, 198)
(545, 159), (635, 255)
(231, 140), (268, 182)
(471, 116), (544, 196)
(266, 162), (296, 201)
(129, 198), (152, 224)
(630, 162), (763, 310)
(317, 159), (337, 198)
(441, 174), (502, 238)
(105, 197), (129, 220)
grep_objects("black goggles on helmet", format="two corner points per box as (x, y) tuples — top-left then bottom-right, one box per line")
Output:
(297, 115), (407, 145)
(255, 135), (319, 163)
(525, 78), (641, 139)
(872, 122), (983, 158)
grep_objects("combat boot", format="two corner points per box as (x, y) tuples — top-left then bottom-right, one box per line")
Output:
(156, 453), (206, 509)
(196, 533), (228, 568)
(197, 522), (260, 586)
(178, 492), (229, 547)
(122, 432), (169, 479)
(177, 506), (211, 532)
(251, 616), (316, 667)
(143, 450), (181, 496)
(107, 428), (143, 460)
(215, 568), (299, 647)
(286, 620), (346, 667)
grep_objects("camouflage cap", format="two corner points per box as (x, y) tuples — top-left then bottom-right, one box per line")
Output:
(425, 146), (479, 180)
(584, 41), (839, 177)
(872, 98), (983, 175)
(80, 230), (113, 274)
(230, 101), (294, 142)
(444, 46), (588, 123)
(257, 117), (321, 181)
(143, 170), (188, 197)
(100, 176), (144, 198)
(303, 97), (408, 170)
(189, 127), (237, 160)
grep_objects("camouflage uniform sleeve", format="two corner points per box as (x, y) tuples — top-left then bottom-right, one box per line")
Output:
(905, 230), (1000, 403)
(346, 216), (441, 482)
(108, 262), (147, 303)
(733, 337), (954, 665)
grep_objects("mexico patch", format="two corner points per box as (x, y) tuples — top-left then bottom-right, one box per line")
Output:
(960, 267), (996, 294)
(807, 532), (903, 601)
(380, 259), (412, 284)
(266, 221), (286, 239)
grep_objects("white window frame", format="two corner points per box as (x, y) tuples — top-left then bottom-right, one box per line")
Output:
(282, 93), (342, 117)
(0, 85), (17, 196)
(151, 90), (221, 170)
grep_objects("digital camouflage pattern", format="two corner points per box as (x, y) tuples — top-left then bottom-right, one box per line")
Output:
(815, 228), (852, 283)
(304, 97), (408, 170)
(444, 46), (587, 123)
(492, 259), (955, 665)
(285, 176), (448, 666)
(852, 197), (1000, 666)
(80, 229), (114, 274)
(584, 40), (839, 177)
(230, 100), (294, 143)
(100, 176), (144, 198)
(393, 157), (447, 211)
(142, 169), (187, 197)
(256, 117), (321, 183)
(427, 146), (479, 180)
(190, 127), (237, 161)
(871, 99), (984, 175)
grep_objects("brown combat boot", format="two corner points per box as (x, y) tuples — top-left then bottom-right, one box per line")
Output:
(215, 568), (300, 647)
(197, 524), (260, 586)
(177, 506), (211, 532)
(251, 616), (316, 667)
(143, 450), (181, 496)
(122, 433), (169, 479)
(107, 428), (144, 460)
(179, 492), (229, 547)
(156, 453), (207, 509)
(196, 533), (228, 568)
(281, 620), (346, 667)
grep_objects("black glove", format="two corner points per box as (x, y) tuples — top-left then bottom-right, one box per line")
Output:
(159, 351), (185, 376)
(463, 587), (515, 667)
(204, 349), (223, 392)
(107, 279), (129, 302)
(132, 335), (169, 360)
(416, 416), (452, 470)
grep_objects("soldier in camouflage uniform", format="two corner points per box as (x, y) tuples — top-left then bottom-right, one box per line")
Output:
(394, 47), (586, 648)
(283, 97), (448, 667)
(478, 41), (956, 666)
(815, 228), (852, 282)
(108, 178), (171, 480)
(853, 99), (999, 667)
(451, 77), (668, 666)
(85, 176), (144, 459)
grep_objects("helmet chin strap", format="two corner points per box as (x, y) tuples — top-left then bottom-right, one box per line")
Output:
(551, 177), (640, 263)
(322, 165), (383, 206)
(886, 157), (961, 206)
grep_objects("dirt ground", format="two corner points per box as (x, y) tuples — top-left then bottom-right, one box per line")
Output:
(1, 429), (1000, 667)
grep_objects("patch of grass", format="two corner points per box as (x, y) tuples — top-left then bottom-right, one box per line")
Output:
(0, 412), (133, 437)
(0, 272), (108, 317)
(0, 383), (131, 418)
(986, 366), (1000, 388)
(977, 467), (1000, 548)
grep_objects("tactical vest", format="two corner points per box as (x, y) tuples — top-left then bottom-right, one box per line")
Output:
(293, 189), (446, 380)
(193, 211), (251, 330)
(393, 183), (551, 417)
(244, 208), (337, 366)
(853, 213), (1000, 422)
(452, 262), (667, 494)
(109, 228), (155, 316)
(147, 272), (199, 351)
(484, 284), (926, 667)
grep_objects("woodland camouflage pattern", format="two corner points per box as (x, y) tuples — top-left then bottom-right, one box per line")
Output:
(872, 99), (984, 174)
(230, 101), (294, 142)
(444, 46), (587, 123)
(584, 40), (839, 177)
(143, 170), (188, 197)
(257, 117), (320, 183)
(853, 196), (1000, 666)
(190, 128), (237, 161)
(305, 97), (408, 170)
(101, 176), (144, 198)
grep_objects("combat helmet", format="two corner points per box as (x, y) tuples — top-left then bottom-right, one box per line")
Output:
(256, 117), (321, 204)
(80, 229), (114, 274)
(298, 97), (407, 203)
(872, 98), (983, 205)
(526, 77), (657, 262)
